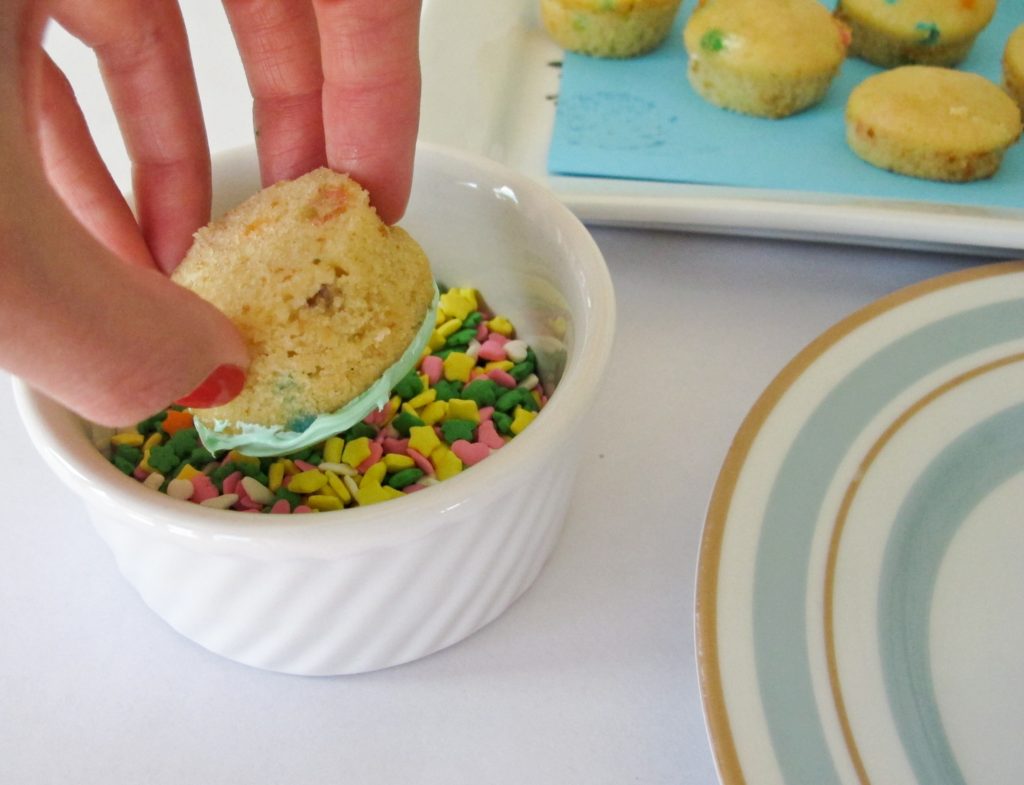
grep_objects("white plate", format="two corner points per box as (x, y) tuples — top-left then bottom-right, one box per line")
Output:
(419, 0), (1024, 256)
(697, 262), (1024, 785)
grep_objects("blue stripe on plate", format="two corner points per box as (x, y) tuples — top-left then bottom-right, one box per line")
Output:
(879, 401), (1024, 785)
(752, 297), (1024, 784)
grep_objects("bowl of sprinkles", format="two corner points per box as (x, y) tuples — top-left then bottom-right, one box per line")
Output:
(14, 143), (616, 675)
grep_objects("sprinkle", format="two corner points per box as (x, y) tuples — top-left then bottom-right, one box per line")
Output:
(421, 355), (443, 385)
(486, 316), (514, 337)
(269, 499), (291, 514)
(356, 441), (385, 473)
(510, 406), (538, 435)
(356, 483), (404, 506)
(430, 445), (463, 480)
(319, 461), (358, 477)
(287, 470), (328, 495)
(419, 401), (448, 425)
(308, 494), (344, 512)
(322, 436), (344, 465)
(503, 339), (529, 363)
(488, 369), (517, 389)
(439, 291), (474, 321)
(110, 432), (145, 448)
(442, 351), (476, 383)
(451, 440), (490, 466)
(446, 398), (480, 425)
(325, 470), (353, 503)
(477, 340), (507, 362)
(341, 436), (372, 468)
(222, 470), (243, 495)
(268, 461), (286, 491)
(143, 472), (165, 490)
(166, 478), (194, 500)
(408, 425), (442, 459)
(200, 493), (239, 509)
(240, 476), (275, 505)
(477, 420), (505, 450)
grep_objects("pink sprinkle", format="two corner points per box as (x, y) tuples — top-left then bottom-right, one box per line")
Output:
(474, 323), (489, 342)
(357, 441), (384, 473)
(477, 420), (505, 449)
(488, 369), (517, 388)
(403, 484), (425, 493)
(421, 355), (443, 385)
(408, 448), (435, 476)
(293, 459), (318, 472)
(489, 333), (509, 346)
(222, 470), (243, 495)
(239, 508), (261, 513)
(452, 440), (490, 466)
(383, 437), (409, 455)
(269, 499), (291, 514)
(234, 484), (262, 511)
(293, 505), (313, 514)
(132, 468), (148, 481)
(364, 407), (389, 427)
(190, 475), (219, 503)
(477, 340), (507, 362)
(478, 406), (494, 421)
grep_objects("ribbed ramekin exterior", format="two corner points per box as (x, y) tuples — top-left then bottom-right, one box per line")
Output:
(85, 457), (577, 675)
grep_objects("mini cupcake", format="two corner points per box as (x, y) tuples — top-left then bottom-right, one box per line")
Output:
(834, 0), (997, 68)
(172, 168), (436, 452)
(845, 65), (1022, 181)
(683, 0), (849, 119)
(1005, 23), (1024, 110)
(540, 0), (683, 58)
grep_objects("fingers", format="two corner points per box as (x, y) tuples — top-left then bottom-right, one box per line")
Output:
(312, 0), (422, 224)
(51, 0), (211, 274)
(0, 164), (249, 427)
(34, 53), (154, 270)
(222, 0), (326, 186)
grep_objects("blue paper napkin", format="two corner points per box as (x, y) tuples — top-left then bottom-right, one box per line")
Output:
(548, 1), (1023, 208)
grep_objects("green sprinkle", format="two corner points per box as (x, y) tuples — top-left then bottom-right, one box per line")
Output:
(701, 29), (727, 53)
(393, 370), (424, 400)
(186, 446), (214, 467)
(461, 379), (500, 408)
(387, 468), (425, 490)
(136, 412), (167, 436)
(445, 328), (477, 348)
(509, 360), (535, 383)
(167, 427), (200, 458)
(343, 422), (377, 441)
(433, 379), (464, 401)
(915, 21), (940, 45)
(274, 487), (301, 508)
(492, 411), (513, 436)
(463, 312), (483, 329)
(113, 455), (137, 476)
(496, 389), (522, 413)
(147, 444), (180, 475)
(392, 411), (425, 437)
(441, 419), (476, 445)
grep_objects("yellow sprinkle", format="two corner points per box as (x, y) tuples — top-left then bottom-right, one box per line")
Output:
(443, 352), (475, 383)
(487, 316), (514, 337)
(384, 454), (415, 472)
(356, 483), (404, 506)
(409, 425), (442, 458)
(110, 432), (144, 447)
(267, 461), (286, 492)
(361, 461), (387, 488)
(406, 388), (437, 410)
(446, 398), (480, 424)
(451, 287), (479, 310)
(439, 291), (474, 321)
(322, 436), (344, 465)
(175, 464), (202, 482)
(143, 432), (163, 450)
(419, 401), (448, 425)
(281, 458), (299, 476)
(287, 470), (328, 495)
(428, 330), (446, 352)
(341, 436), (372, 469)
(325, 470), (353, 503)
(435, 318), (463, 340)
(484, 360), (514, 373)
(510, 406), (538, 435)
(308, 494), (344, 512)
(431, 445), (463, 481)
(225, 450), (260, 468)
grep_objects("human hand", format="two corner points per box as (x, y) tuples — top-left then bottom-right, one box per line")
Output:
(0, 0), (422, 427)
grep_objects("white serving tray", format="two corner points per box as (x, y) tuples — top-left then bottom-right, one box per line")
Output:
(419, 0), (1024, 257)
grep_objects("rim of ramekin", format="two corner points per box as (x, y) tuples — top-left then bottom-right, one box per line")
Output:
(14, 142), (616, 560)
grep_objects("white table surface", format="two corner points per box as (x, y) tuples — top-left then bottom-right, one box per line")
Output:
(1, 5), (1011, 785)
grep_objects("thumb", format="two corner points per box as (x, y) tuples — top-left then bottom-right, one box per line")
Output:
(2, 201), (249, 427)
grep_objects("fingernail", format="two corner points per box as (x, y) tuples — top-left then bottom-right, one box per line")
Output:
(175, 364), (246, 409)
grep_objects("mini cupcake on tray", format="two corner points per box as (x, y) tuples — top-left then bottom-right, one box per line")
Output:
(683, 0), (849, 118)
(834, 0), (998, 67)
(540, 0), (684, 58)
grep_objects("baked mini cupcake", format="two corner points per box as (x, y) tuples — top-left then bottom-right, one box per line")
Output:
(540, 0), (683, 58)
(1005, 23), (1024, 110)
(683, 0), (849, 119)
(845, 65), (1022, 181)
(834, 0), (997, 67)
(172, 168), (437, 454)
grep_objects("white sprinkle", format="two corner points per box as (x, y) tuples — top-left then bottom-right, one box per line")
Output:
(320, 461), (358, 477)
(200, 493), (239, 509)
(240, 476), (275, 505)
(518, 373), (539, 391)
(466, 339), (481, 359)
(418, 476), (439, 486)
(504, 339), (529, 363)
(143, 472), (166, 490)
(166, 478), (195, 500)
(342, 475), (360, 498)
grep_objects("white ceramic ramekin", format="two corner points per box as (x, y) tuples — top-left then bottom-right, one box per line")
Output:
(14, 143), (616, 675)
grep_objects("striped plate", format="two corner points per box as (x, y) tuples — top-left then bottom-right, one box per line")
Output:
(698, 261), (1024, 785)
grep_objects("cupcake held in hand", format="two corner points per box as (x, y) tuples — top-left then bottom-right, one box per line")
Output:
(171, 168), (437, 456)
